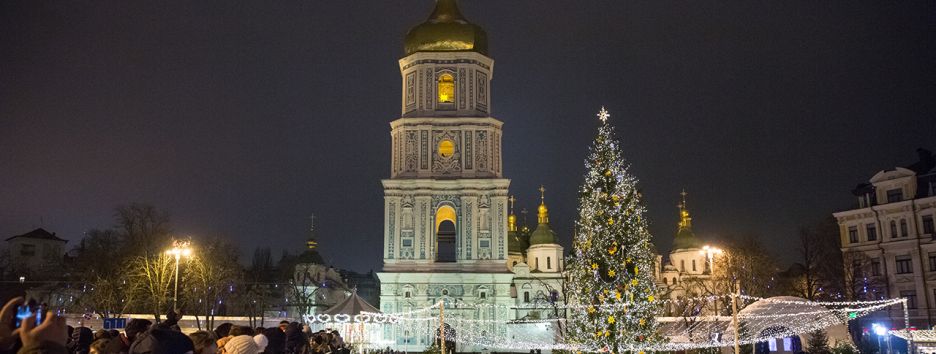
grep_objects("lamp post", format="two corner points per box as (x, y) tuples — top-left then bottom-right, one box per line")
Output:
(166, 240), (192, 313)
(699, 245), (723, 274)
(701, 246), (736, 354)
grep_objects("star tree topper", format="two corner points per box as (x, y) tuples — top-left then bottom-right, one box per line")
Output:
(597, 106), (611, 123)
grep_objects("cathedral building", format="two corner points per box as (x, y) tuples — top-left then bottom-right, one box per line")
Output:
(655, 193), (716, 312)
(375, 0), (565, 351)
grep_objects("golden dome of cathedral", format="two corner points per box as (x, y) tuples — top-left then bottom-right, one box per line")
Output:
(404, 0), (489, 56)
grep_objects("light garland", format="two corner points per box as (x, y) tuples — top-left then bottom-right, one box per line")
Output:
(348, 294), (909, 352)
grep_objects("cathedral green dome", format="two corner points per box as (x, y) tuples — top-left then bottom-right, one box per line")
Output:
(404, 0), (489, 56)
(673, 228), (703, 250)
(529, 223), (557, 246)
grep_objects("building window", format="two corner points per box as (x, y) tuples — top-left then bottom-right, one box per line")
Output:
(930, 253), (936, 272)
(438, 139), (455, 158)
(871, 259), (881, 276)
(479, 239), (490, 248)
(896, 255), (913, 274)
(402, 238), (413, 247)
(891, 221), (898, 238)
(692, 259), (697, 272)
(887, 188), (903, 203)
(680, 260), (685, 272)
(901, 219), (909, 237)
(19, 244), (35, 256)
(848, 226), (859, 243)
(923, 215), (935, 235)
(866, 224), (877, 241)
(852, 260), (862, 278)
(480, 291), (486, 299)
(438, 74), (454, 103)
(535, 257), (539, 269)
(547, 257), (552, 270)
(901, 290), (917, 309)
(523, 291), (530, 303)
(404, 291), (411, 298)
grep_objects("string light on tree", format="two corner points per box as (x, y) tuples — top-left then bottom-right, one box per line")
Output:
(566, 106), (663, 352)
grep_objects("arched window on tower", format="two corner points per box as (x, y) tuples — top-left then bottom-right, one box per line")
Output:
(438, 74), (454, 103)
(436, 205), (457, 263)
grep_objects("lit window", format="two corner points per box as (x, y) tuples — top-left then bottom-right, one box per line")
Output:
(438, 74), (454, 103)
(438, 139), (455, 158)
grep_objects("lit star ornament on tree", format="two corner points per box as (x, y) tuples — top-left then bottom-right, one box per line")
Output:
(567, 107), (663, 353)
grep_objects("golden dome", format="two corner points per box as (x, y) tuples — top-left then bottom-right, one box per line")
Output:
(404, 0), (489, 56)
(537, 185), (549, 225)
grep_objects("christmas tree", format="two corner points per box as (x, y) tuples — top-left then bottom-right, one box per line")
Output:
(567, 107), (662, 353)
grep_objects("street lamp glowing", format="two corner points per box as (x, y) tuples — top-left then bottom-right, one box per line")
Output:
(167, 240), (192, 313)
(700, 245), (723, 274)
(167, 243), (192, 258)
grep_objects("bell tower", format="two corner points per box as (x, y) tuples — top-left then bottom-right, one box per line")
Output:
(382, 0), (509, 272)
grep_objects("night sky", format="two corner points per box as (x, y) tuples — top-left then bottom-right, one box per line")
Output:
(2, 1), (934, 272)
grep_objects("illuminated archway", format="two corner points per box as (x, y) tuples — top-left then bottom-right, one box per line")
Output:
(438, 74), (454, 103)
(435, 205), (457, 232)
(436, 205), (457, 263)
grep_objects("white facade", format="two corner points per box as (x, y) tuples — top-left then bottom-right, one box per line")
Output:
(833, 157), (936, 329)
(376, 1), (565, 351)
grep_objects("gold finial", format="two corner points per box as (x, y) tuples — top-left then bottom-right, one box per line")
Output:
(597, 106), (610, 123)
(508, 195), (517, 232)
(537, 185), (549, 224)
(677, 190), (692, 231)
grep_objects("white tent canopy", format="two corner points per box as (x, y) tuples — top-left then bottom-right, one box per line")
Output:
(322, 290), (380, 317)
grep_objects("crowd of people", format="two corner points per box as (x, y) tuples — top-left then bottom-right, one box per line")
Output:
(0, 297), (352, 354)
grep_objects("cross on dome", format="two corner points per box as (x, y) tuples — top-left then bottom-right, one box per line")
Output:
(597, 106), (611, 123)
